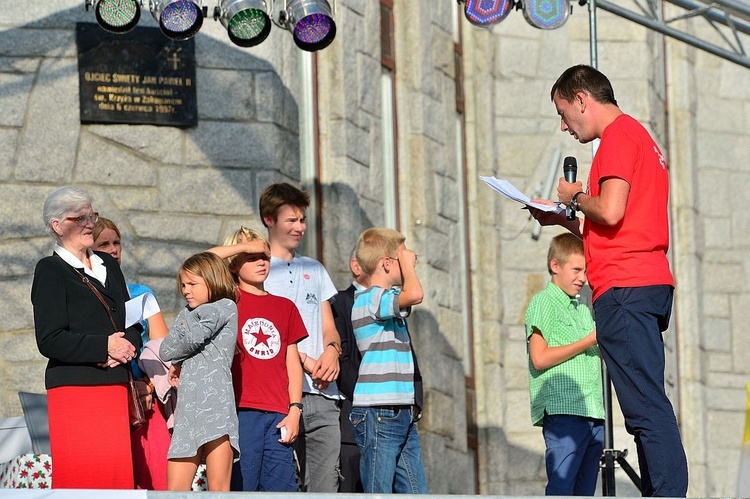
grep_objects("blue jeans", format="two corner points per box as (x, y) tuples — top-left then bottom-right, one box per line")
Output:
(231, 409), (296, 492)
(594, 285), (688, 497)
(349, 405), (428, 494)
(543, 414), (604, 496)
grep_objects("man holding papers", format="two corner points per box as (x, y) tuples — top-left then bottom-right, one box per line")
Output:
(528, 65), (687, 497)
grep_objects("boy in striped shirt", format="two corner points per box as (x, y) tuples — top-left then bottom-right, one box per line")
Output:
(525, 233), (604, 496)
(349, 228), (427, 494)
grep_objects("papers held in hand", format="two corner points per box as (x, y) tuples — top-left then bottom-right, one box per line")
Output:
(479, 176), (564, 213)
(125, 292), (161, 329)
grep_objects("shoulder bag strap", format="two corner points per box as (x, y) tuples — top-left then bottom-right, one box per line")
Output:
(75, 270), (118, 333)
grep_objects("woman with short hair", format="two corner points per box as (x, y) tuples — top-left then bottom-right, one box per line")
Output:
(32, 185), (141, 489)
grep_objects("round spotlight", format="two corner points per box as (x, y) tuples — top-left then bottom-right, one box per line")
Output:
(94, 0), (141, 33)
(464, 0), (513, 27)
(219, 0), (271, 47)
(523, 0), (570, 30)
(286, 0), (336, 52)
(151, 0), (204, 40)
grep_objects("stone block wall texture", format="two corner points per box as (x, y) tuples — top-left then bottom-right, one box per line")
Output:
(1, 1), (749, 496)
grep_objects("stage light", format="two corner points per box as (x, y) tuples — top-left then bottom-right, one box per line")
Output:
(522, 0), (570, 30)
(282, 0), (336, 52)
(215, 0), (271, 47)
(464, 0), (513, 27)
(85, 0), (142, 34)
(149, 0), (205, 40)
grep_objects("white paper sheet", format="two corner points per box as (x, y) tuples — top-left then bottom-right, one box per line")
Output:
(125, 292), (161, 329)
(479, 176), (564, 213)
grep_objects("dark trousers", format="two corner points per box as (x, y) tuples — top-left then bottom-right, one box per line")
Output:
(594, 285), (688, 497)
(339, 442), (363, 493)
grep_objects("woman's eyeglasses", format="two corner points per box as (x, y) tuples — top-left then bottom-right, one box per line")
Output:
(64, 212), (99, 227)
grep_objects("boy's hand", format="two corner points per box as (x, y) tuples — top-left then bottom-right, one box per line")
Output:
(277, 410), (301, 443)
(312, 348), (340, 385)
(168, 364), (181, 388)
(398, 247), (417, 269)
(585, 330), (598, 348)
(236, 233), (271, 258)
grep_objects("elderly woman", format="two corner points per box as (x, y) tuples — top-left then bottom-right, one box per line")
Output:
(93, 216), (171, 490)
(31, 186), (141, 489)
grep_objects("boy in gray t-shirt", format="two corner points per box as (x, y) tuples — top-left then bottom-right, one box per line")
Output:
(259, 182), (342, 492)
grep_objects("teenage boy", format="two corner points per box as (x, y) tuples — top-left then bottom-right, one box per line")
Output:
(258, 183), (342, 492)
(525, 233), (604, 496)
(350, 228), (428, 494)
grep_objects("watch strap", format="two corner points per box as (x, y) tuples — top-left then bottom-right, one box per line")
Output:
(571, 191), (585, 210)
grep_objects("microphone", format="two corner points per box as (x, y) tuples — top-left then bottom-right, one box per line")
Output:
(563, 156), (578, 221)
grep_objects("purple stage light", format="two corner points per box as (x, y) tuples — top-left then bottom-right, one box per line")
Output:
(285, 0), (336, 52)
(465, 0), (513, 27)
(293, 13), (335, 49)
(153, 0), (204, 40)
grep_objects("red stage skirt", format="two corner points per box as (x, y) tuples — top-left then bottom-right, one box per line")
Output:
(131, 400), (171, 490)
(48, 384), (134, 489)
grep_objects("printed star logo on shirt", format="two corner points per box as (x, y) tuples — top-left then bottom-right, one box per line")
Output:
(242, 318), (281, 359)
(252, 326), (272, 347)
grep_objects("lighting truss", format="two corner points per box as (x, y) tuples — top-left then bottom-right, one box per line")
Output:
(593, 0), (750, 69)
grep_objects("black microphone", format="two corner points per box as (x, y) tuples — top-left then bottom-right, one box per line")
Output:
(563, 156), (578, 221)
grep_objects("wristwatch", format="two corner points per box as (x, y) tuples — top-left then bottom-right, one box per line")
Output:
(289, 402), (304, 413)
(326, 341), (343, 356)
(570, 191), (585, 211)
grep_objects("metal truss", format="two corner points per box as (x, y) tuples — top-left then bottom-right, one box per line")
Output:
(593, 0), (750, 68)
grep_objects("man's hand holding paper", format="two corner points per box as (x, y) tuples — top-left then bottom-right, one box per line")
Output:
(479, 176), (564, 213)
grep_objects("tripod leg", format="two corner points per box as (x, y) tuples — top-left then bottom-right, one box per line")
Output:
(601, 449), (616, 496)
(615, 454), (642, 492)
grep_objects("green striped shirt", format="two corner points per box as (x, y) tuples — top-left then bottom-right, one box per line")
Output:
(525, 282), (604, 427)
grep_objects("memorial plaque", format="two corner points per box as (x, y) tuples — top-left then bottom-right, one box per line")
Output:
(76, 23), (197, 127)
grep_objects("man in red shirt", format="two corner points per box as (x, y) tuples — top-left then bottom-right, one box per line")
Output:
(531, 65), (688, 497)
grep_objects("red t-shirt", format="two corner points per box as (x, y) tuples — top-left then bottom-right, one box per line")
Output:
(232, 289), (308, 414)
(584, 114), (675, 302)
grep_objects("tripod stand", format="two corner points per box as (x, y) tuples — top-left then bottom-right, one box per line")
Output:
(600, 360), (641, 495)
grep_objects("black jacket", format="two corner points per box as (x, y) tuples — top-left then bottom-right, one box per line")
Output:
(31, 251), (142, 389)
(332, 284), (423, 444)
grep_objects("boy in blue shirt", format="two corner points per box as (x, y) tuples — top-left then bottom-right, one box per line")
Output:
(350, 228), (428, 494)
(525, 233), (604, 495)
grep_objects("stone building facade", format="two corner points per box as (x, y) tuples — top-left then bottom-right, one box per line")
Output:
(1, 0), (748, 496)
